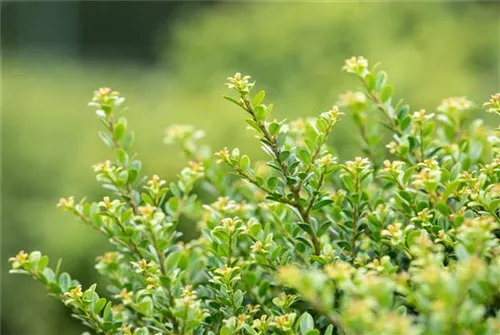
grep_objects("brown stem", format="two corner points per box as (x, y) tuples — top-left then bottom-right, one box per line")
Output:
(304, 171), (325, 217)
(296, 122), (333, 195)
(107, 117), (138, 214)
(419, 124), (425, 162)
(74, 210), (144, 259)
(146, 222), (167, 274)
(242, 97), (321, 255)
(110, 214), (146, 260)
(350, 174), (360, 258)
(358, 78), (402, 138)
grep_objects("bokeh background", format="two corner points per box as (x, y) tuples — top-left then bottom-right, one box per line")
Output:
(1, 1), (499, 334)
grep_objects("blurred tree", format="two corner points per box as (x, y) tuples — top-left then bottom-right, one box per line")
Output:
(1, 1), (213, 63)
(160, 1), (499, 158)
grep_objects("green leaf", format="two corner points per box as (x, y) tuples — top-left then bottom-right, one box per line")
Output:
(299, 149), (311, 164)
(94, 297), (107, 314)
(141, 193), (154, 205)
(137, 297), (153, 316)
(325, 325), (334, 335)
(246, 118), (262, 134)
(364, 73), (376, 90)
(54, 258), (63, 277)
(99, 131), (115, 149)
(220, 327), (232, 335)
(130, 160), (142, 173)
(103, 301), (113, 322)
(122, 132), (135, 151)
(299, 312), (314, 334)
(267, 176), (278, 190)
(312, 199), (334, 211)
(223, 95), (242, 107)
(306, 330), (320, 335)
(279, 150), (291, 161)
(400, 116), (412, 132)
(341, 175), (356, 193)
(240, 155), (251, 172)
(436, 201), (450, 216)
(258, 280), (270, 297)
(166, 196), (179, 213)
(449, 162), (461, 181)
(165, 251), (181, 271)
(113, 122), (126, 141)
(116, 148), (128, 165)
(469, 140), (483, 162)
(252, 90), (266, 107)
(269, 122), (280, 136)
(375, 71), (387, 90)
(397, 104), (409, 121)
(58, 272), (71, 291)
(423, 122), (435, 137)
(443, 180), (459, 198)
(38, 255), (49, 272)
(243, 271), (258, 288)
(28, 251), (42, 271)
(42, 267), (56, 282)
(243, 324), (258, 335)
(254, 105), (268, 121)
(380, 84), (393, 103)
(298, 222), (314, 235)
(489, 199), (500, 214)
(316, 118), (327, 133)
(317, 221), (331, 236)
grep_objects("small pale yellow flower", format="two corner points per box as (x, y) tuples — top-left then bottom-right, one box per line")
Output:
(221, 217), (237, 231)
(8, 250), (29, 269)
(411, 109), (435, 123)
(346, 157), (370, 171)
(64, 285), (83, 299)
(188, 161), (204, 173)
(342, 56), (369, 74)
(321, 105), (342, 121)
(117, 288), (133, 304)
(98, 196), (113, 209)
(137, 204), (155, 216)
(226, 72), (252, 91)
(96, 252), (118, 264)
(147, 174), (166, 189)
(316, 154), (337, 167)
(238, 314), (249, 325)
(251, 241), (266, 253)
(215, 147), (230, 162)
(382, 160), (405, 173)
(438, 96), (473, 112)
(119, 324), (132, 335)
(386, 141), (399, 154)
(339, 91), (367, 107)
(93, 87), (112, 98)
(92, 160), (112, 173)
(57, 196), (75, 210)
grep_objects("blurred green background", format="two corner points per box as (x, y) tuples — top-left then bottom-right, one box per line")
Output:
(1, 1), (499, 334)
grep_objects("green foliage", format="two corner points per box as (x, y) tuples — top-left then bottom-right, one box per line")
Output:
(3, 4), (499, 334)
(9, 58), (500, 335)
(165, 2), (498, 114)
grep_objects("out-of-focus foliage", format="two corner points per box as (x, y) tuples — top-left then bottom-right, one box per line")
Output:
(2, 2), (499, 334)
(164, 2), (499, 152)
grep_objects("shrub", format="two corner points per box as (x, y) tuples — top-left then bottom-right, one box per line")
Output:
(9, 58), (500, 335)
